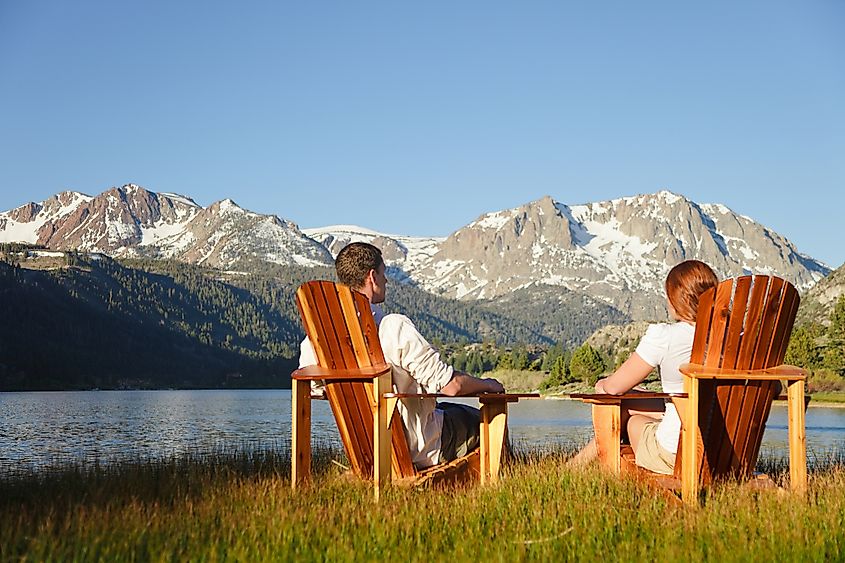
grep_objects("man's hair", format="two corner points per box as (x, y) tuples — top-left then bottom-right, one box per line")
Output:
(665, 260), (719, 323)
(335, 242), (384, 289)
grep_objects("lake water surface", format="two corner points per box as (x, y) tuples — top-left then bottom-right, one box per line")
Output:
(2, 390), (845, 473)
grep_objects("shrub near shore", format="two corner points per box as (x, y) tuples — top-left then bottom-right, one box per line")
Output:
(3, 447), (845, 561)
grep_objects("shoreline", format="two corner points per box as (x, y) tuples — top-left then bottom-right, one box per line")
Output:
(4, 387), (845, 408)
(539, 392), (845, 408)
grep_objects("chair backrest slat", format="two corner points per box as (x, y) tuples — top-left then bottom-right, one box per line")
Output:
(722, 276), (752, 369)
(752, 277), (785, 370)
(690, 288), (715, 364)
(703, 281), (734, 366)
(338, 288), (374, 365)
(767, 281), (800, 367)
(735, 276), (769, 370)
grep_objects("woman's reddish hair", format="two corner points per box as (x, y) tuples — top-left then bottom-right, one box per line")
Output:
(665, 260), (719, 323)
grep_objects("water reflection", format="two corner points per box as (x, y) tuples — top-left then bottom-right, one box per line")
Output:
(1, 390), (844, 473)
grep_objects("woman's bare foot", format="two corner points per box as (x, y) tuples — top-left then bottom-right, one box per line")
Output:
(568, 438), (598, 467)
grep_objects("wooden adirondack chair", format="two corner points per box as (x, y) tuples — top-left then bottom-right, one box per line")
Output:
(291, 280), (535, 499)
(572, 275), (808, 504)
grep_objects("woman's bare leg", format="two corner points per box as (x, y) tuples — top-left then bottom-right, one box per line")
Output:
(568, 437), (598, 466)
(569, 398), (664, 467)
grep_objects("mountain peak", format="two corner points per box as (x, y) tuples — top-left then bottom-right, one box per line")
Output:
(211, 198), (243, 212)
(159, 192), (200, 208)
(0, 185), (332, 269)
(0, 185), (831, 321)
(653, 189), (686, 202)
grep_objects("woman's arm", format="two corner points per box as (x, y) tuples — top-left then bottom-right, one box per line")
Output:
(594, 352), (655, 395)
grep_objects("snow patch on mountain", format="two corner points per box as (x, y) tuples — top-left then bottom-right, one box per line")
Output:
(0, 185), (831, 321)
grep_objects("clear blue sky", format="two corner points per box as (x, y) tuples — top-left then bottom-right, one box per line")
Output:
(1, 1), (843, 266)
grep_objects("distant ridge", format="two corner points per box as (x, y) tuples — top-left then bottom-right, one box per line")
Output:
(0, 184), (332, 269)
(0, 184), (830, 321)
(306, 192), (828, 319)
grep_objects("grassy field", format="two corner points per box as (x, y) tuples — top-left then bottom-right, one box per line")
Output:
(3, 445), (845, 562)
(808, 392), (845, 404)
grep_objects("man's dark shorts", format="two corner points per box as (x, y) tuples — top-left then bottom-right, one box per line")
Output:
(437, 402), (481, 463)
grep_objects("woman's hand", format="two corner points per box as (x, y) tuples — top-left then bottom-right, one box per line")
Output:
(594, 378), (609, 394)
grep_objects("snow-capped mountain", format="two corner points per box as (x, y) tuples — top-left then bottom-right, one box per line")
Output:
(302, 225), (442, 281)
(0, 185), (830, 321)
(0, 185), (332, 268)
(306, 191), (829, 320)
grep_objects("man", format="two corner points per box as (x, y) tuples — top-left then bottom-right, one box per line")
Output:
(299, 242), (504, 469)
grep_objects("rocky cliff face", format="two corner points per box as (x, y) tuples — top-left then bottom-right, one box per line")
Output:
(0, 185), (831, 322)
(796, 262), (845, 326)
(308, 191), (829, 321)
(0, 185), (333, 269)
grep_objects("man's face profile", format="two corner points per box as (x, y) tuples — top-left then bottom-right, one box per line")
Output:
(370, 263), (387, 304)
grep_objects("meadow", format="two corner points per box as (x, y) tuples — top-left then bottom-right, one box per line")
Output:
(2, 444), (845, 562)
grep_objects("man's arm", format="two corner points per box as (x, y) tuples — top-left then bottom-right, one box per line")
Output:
(379, 314), (505, 395)
(298, 337), (326, 398)
(440, 371), (504, 396)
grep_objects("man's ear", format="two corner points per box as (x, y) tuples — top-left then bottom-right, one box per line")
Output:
(363, 268), (376, 289)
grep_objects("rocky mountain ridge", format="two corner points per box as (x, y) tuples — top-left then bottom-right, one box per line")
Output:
(0, 185), (831, 321)
(0, 185), (332, 269)
(310, 192), (829, 319)
(797, 262), (845, 326)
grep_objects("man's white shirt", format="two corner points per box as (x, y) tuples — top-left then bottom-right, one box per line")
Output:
(298, 305), (454, 468)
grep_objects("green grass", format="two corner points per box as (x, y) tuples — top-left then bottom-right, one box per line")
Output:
(487, 369), (548, 393)
(810, 392), (845, 404)
(3, 446), (845, 562)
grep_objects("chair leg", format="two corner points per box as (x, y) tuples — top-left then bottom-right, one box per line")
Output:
(787, 379), (807, 496)
(291, 379), (312, 490)
(682, 377), (700, 505)
(592, 403), (622, 473)
(480, 401), (508, 485)
(373, 372), (392, 500)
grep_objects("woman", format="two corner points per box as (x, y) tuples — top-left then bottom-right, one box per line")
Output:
(570, 260), (718, 474)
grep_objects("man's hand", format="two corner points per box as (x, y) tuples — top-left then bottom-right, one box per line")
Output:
(441, 372), (505, 396)
(481, 377), (505, 394)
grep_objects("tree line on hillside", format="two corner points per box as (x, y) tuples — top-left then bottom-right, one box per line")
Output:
(786, 295), (845, 391)
(0, 255), (296, 390)
(440, 295), (845, 393)
(4, 246), (841, 393)
(440, 341), (616, 392)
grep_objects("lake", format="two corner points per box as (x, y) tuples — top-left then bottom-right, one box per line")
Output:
(2, 390), (845, 473)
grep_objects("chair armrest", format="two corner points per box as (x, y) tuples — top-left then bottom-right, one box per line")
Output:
(679, 363), (807, 381)
(570, 392), (683, 404)
(292, 363), (392, 381)
(384, 392), (540, 404)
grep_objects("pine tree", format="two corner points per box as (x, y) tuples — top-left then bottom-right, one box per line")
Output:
(496, 352), (513, 370)
(569, 343), (606, 385)
(511, 345), (529, 370)
(466, 351), (484, 375)
(785, 325), (823, 370)
(823, 296), (845, 374)
(542, 343), (564, 371)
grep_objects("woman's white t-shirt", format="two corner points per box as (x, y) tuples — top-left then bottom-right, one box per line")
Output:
(634, 322), (696, 453)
